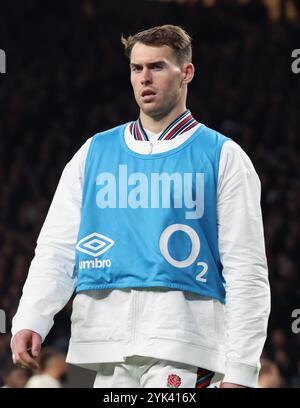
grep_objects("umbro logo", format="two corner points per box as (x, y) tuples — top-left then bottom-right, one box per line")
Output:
(76, 232), (114, 257)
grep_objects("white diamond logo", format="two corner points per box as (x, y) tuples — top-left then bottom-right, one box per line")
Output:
(84, 239), (106, 251)
(76, 233), (115, 257)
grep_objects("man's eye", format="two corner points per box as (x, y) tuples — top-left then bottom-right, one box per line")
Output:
(132, 66), (141, 72)
(153, 64), (162, 70)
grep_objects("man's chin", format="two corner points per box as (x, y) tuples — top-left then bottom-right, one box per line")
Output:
(139, 104), (163, 118)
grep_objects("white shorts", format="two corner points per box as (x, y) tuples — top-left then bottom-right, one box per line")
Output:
(93, 355), (223, 388)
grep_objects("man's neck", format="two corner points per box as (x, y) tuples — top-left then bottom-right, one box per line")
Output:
(139, 105), (187, 134)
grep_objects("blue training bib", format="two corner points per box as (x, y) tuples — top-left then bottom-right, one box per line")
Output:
(75, 123), (229, 303)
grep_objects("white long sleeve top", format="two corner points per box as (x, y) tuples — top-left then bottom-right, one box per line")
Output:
(11, 122), (270, 387)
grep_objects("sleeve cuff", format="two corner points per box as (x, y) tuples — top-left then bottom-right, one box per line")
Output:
(223, 361), (260, 388)
(11, 315), (53, 344)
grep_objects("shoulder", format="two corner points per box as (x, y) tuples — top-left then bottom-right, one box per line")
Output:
(218, 140), (261, 196)
(199, 124), (231, 145)
(62, 136), (93, 179)
(92, 122), (130, 143)
(194, 125), (231, 161)
(220, 140), (257, 174)
(66, 122), (130, 173)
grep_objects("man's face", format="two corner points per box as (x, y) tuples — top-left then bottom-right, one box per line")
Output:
(130, 43), (184, 119)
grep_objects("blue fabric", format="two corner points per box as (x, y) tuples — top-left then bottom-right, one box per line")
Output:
(75, 123), (230, 303)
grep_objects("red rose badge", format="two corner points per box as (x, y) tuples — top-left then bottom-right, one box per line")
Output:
(167, 373), (182, 388)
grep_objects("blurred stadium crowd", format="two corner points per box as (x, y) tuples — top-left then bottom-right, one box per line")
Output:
(0, 0), (300, 387)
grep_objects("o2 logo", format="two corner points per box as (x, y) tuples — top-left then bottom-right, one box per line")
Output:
(159, 224), (208, 283)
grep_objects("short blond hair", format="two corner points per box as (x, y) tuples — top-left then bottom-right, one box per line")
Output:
(121, 24), (192, 67)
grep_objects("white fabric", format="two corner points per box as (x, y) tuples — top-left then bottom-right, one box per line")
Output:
(93, 355), (220, 388)
(25, 373), (61, 388)
(11, 122), (270, 388)
(143, 127), (162, 141)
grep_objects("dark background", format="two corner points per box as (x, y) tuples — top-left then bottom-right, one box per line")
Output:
(1, 0), (300, 387)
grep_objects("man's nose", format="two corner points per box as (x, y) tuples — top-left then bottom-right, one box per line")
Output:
(140, 68), (152, 85)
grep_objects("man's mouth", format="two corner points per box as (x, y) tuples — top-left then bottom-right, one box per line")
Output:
(141, 89), (156, 97)
(141, 89), (156, 101)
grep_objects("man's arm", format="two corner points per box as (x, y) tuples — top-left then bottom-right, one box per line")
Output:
(11, 138), (92, 369)
(217, 140), (271, 388)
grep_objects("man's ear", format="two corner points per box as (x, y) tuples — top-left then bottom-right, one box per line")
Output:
(182, 63), (195, 84)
